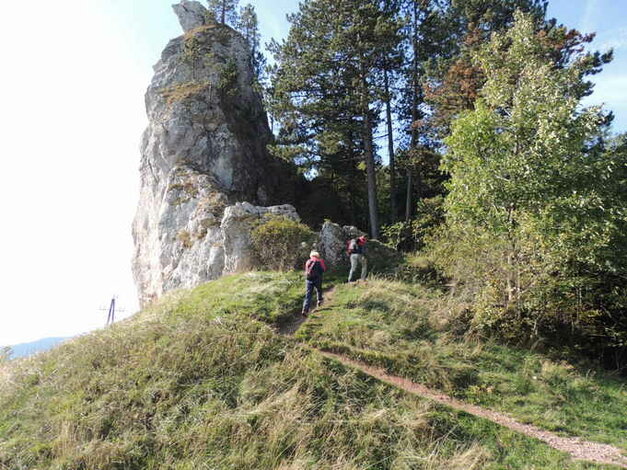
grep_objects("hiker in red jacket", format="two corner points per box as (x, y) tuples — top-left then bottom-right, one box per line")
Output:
(302, 251), (327, 316)
(347, 235), (368, 282)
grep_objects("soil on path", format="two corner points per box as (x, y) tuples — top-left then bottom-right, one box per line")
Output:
(320, 350), (627, 469)
(277, 286), (336, 336)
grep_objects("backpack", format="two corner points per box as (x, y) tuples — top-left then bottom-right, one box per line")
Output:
(348, 239), (359, 254)
(305, 259), (322, 280)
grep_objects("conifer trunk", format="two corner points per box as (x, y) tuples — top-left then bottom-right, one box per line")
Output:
(384, 68), (396, 221)
(364, 110), (380, 238)
(405, 171), (412, 222)
(406, 1), (420, 222)
(361, 67), (379, 238)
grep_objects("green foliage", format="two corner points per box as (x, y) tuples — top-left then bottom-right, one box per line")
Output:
(183, 33), (202, 66)
(269, 0), (403, 236)
(217, 58), (239, 99)
(250, 216), (316, 271)
(236, 3), (265, 85)
(359, 239), (405, 276)
(381, 196), (444, 251)
(206, 0), (240, 26)
(432, 12), (627, 365)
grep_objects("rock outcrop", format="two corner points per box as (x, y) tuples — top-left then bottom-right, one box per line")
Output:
(317, 221), (402, 275)
(172, 0), (208, 32)
(222, 203), (300, 275)
(132, 1), (297, 306)
(318, 222), (365, 266)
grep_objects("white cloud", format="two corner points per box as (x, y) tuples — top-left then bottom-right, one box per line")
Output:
(597, 28), (627, 51)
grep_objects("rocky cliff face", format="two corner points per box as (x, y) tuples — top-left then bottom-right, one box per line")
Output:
(132, 1), (296, 306)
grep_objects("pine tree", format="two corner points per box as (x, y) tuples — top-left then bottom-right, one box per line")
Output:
(206, 0), (240, 26)
(237, 4), (265, 83)
(379, 0), (404, 223)
(390, 0), (456, 222)
(270, 0), (402, 237)
(424, 0), (549, 134)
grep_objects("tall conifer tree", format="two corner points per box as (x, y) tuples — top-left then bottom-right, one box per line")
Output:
(207, 0), (240, 26)
(237, 4), (265, 83)
(271, 0), (402, 237)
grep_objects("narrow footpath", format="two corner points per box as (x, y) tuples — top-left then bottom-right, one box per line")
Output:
(280, 285), (627, 469)
(320, 350), (627, 469)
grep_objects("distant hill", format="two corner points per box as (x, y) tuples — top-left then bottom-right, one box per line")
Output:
(9, 337), (69, 359)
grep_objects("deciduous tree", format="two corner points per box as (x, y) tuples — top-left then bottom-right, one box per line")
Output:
(436, 12), (625, 360)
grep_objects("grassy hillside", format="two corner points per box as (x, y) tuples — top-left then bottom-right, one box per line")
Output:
(298, 280), (627, 452)
(0, 272), (625, 469)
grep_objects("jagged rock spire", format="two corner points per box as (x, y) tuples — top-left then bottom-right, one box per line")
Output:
(172, 1), (209, 32)
(132, 4), (298, 306)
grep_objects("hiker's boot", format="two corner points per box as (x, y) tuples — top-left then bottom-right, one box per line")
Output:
(317, 299), (324, 308)
(301, 309), (308, 317)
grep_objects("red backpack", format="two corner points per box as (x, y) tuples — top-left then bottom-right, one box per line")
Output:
(305, 259), (322, 279)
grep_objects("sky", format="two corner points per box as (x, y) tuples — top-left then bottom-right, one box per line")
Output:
(0, 0), (625, 347)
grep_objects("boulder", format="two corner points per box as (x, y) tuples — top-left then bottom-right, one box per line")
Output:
(318, 221), (366, 267)
(222, 203), (300, 274)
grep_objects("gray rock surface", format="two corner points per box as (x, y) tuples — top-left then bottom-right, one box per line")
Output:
(222, 202), (300, 274)
(172, 1), (209, 32)
(318, 221), (366, 267)
(132, 2), (296, 306)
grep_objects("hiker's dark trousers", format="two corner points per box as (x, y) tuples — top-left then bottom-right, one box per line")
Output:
(303, 278), (323, 313)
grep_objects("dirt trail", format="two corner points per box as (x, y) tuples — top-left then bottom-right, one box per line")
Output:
(319, 350), (627, 469)
(277, 286), (336, 336)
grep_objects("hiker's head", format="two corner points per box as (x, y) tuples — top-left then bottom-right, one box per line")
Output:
(358, 236), (367, 244)
(310, 250), (320, 258)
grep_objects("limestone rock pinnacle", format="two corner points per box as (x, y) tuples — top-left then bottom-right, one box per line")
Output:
(172, 1), (209, 32)
(132, 5), (298, 307)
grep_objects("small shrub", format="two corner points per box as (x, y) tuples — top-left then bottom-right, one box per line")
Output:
(250, 216), (315, 271)
(381, 196), (444, 252)
(177, 230), (193, 249)
(217, 59), (239, 99)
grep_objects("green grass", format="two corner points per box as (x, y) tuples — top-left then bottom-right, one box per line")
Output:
(0, 272), (624, 469)
(299, 279), (627, 452)
(161, 271), (305, 324)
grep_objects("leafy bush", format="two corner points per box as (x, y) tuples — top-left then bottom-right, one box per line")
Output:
(381, 196), (444, 252)
(430, 13), (627, 368)
(250, 216), (316, 271)
(217, 58), (239, 98)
